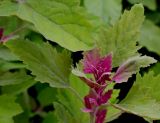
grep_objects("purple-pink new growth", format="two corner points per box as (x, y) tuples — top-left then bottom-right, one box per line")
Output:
(81, 49), (122, 123)
(0, 28), (17, 43)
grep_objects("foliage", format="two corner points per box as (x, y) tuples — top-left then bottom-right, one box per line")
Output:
(113, 72), (160, 121)
(97, 4), (144, 67)
(0, 0), (159, 123)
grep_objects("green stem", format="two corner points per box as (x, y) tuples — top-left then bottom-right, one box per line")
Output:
(69, 87), (83, 103)
(23, 91), (31, 114)
(90, 113), (94, 123)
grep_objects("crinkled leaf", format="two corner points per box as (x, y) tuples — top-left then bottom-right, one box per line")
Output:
(139, 20), (160, 55)
(128, 0), (156, 10)
(84, 0), (122, 25)
(97, 4), (144, 67)
(0, 94), (22, 122)
(113, 55), (157, 83)
(0, 0), (97, 51)
(5, 39), (71, 88)
(114, 72), (160, 120)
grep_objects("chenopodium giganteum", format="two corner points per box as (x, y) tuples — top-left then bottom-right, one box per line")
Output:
(72, 48), (157, 123)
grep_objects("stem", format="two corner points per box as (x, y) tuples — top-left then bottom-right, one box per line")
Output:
(9, 24), (27, 36)
(23, 91), (31, 114)
(90, 113), (94, 123)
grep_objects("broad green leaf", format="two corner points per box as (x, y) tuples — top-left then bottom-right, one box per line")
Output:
(0, 59), (25, 72)
(0, 94), (22, 123)
(0, 117), (13, 123)
(128, 0), (156, 10)
(139, 20), (160, 55)
(0, 0), (97, 51)
(5, 39), (71, 88)
(106, 106), (122, 122)
(113, 55), (157, 83)
(0, 45), (19, 61)
(0, 70), (31, 86)
(2, 77), (36, 95)
(97, 4), (145, 67)
(0, 70), (36, 95)
(114, 72), (160, 120)
(69, 73), (89, 98)
(84, 0), (122, 25)
(53, 102), (75, 123)
(54, 74), (89, 123)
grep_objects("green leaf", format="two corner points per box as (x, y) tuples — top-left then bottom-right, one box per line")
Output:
(128, 0), (156, 10)
(106, 106), (122, 122)
(43, 112), (58, 123)
(5, 39), (71, 88)
(53, 102), (75, 123)
(113, 71), (160, 120)
(0, 117), (14, 123)
(84, 0), (122, 25)
(0, 0), (97, 51)
(2, 78), (36, 95)
(14, 112), (29, 123)
(139, 20), (160, 55)
(0, 70), (32, 86)
(97, 4), (145, 67)
(0, 59), (25, 72)
(0, 45), (19, 61)
(38, 87), (57, 106)
(0, 70), (36, 95)
(54, 74), (89, 123)
(0, 94), (23, 123)
(0, 16), (23, 35)
(69, 73), (89, 98)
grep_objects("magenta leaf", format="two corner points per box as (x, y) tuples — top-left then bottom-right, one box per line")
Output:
(72, 68), (106, 89)
(83, 49), (112, 84)
(113, 55), (157, 83)
(0, 28), (4, 39)
(96, 109), (107, 123)
(83, 48), (101, 74)
(80, 76), (106, 89)
(99, 90), (112, 104)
